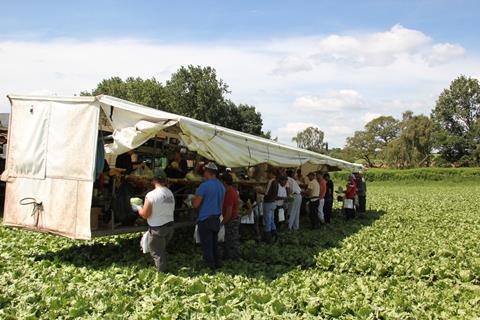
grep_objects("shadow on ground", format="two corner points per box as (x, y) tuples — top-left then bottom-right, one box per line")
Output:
(34, 210), (385, 280)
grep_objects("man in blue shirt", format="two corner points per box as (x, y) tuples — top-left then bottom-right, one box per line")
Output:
(192, 162), (225, 270)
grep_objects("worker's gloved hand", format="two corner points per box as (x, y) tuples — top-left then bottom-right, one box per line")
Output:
(131, 204), (143, 212)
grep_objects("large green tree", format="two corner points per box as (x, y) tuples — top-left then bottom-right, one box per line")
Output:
(81, 76), (167, 109)
(364, 116), (400, 149)
(386, 111), (434, 167)
(292, 127), (326, 153)
(344, 116), (400, 166)
(82, 66), (268, 136)
(344, 130), (377, 167)
(163, 65), (229, 123)
(431, 75), (480, 165)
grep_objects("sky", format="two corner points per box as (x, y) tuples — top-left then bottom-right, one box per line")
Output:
(1, 0), (479, 147)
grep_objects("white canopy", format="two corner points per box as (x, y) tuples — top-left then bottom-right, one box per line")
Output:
(2, 94), (360, 239)
(98, 95), (362, 171)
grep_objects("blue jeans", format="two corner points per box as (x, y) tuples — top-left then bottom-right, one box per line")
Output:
(263, 202), (277, 232)
(198, 215), (221, 270)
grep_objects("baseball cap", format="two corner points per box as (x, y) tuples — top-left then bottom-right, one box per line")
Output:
(204, 162), (218, 171)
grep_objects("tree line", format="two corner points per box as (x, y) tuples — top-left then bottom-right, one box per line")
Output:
(293, 75), (480, 168)
(81, 65), (271, 138)
(83, 68), (478, 168)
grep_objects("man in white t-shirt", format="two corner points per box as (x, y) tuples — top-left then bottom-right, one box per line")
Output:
(304, 172), (320, 229)
(138, 169), (175, 272)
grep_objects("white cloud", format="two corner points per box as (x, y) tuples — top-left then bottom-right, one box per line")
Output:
(426, 43), (465, 66)
(309, 24), (432, 67)
(271, 56), (312, 75)
(0, 24), (477, 148)
(293, 89), (365, 112)
(362, 112), (382, 123)
(269, 24), (465, 74)
(276, 122), (319, 143)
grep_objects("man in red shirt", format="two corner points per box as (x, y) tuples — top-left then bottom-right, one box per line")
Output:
(221, 173), (240, 260)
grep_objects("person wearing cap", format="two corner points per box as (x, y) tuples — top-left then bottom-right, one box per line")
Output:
(286, 170), (302, 231)
(137, 169), (175, 272)
(192, 162), (225, 270)
(304, 172), (320, 229)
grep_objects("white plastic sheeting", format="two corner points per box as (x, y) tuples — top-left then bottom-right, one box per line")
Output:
(3, 95), (99, 239)
(98, 95), (362, 171)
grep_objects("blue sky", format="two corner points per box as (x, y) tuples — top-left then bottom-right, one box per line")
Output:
(1, 0), (479, 146)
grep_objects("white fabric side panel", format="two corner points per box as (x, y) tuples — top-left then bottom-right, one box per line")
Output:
(75, 180), (94, 239)
(46, 101), (99, 180)
(3, 177), (92, 239)
(101, 104), (178, 155)
(7, 99), (50, 179)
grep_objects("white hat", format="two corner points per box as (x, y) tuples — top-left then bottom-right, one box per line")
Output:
(205, 162), (218, 171)
(226, 167), (232, 172)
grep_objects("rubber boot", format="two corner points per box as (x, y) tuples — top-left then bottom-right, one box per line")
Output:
(263, 231), (272, 244)
(271, 230), (278, 243)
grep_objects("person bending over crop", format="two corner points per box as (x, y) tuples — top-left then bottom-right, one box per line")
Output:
(220, 173), (240, 261)
(192, 162), (225, 270)
(137, 169), (175, 272)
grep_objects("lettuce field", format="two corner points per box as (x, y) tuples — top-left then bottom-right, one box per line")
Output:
(1, 179), (479, 319)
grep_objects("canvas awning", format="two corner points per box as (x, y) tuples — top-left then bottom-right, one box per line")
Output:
(98, 95), (362, 171)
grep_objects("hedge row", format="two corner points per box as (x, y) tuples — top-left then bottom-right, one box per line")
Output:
(331, 167), (480, 182)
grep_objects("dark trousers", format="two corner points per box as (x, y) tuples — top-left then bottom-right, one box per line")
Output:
(358, 195), (366, 213)
(198, 216), (221, 270)
(308, 200), (320, 228)
(345, 208), (355, 220)
(148, 223), (174, 272)
(221, 218), (240, 260)
(324, 197), (333, 223)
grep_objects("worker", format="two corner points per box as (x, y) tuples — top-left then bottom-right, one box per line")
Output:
(286, 170), (302, 231)
(192, 162), (225, 270)
(115, 149), (144, 174)
(323, 173), (334, 223)
(220, 173), (240, 261)
(113, 150), (145, 226)
(295, 169), (306, 185)
(166, 150), (188, 179)
(317, 172), (327, 224)
(276, 175), (288, 227)
(304, 172), (320, 229)
(355, 171), (367, 213)
(344, 174), (357, 219)
(263, 168), (279, 243)
(137, 169), (175, 272)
